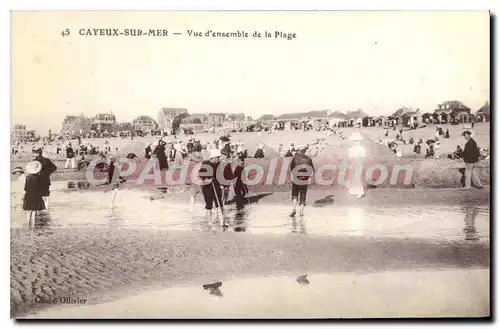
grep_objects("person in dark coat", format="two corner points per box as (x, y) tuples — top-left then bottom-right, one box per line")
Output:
(254, 143), (265, 159)
(413, 142), (421, 155)
(193, 141), (202, 153)
(220, 142), (232, 158)
(425, 144), (435, 158)
(445, 129), (450, 139)
(145, 143), (152, 159)
(153, 140), (169, 171)
(462, 131), (483, 189)
(23, 161), (45, 227)
(290, 146), (314, 217)
(33, 146), (57, 210)
(187, 139), (194, 154)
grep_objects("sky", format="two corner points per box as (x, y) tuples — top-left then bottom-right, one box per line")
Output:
(11, 11), (490, 133)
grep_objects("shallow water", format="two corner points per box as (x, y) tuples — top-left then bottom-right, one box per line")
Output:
(29, 269), (489, 318)
(11, 184), (489, 243)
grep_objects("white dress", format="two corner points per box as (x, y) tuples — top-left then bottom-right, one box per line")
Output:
(348, 145), (366, 197)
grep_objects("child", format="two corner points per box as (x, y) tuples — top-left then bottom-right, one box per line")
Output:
(233, 157), (248, 210)
(107, 155), (126, 208)
(22, 161), (45, 227)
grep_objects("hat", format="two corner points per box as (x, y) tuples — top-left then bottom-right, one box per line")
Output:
(462, 130), (472, 136)
(25, 161), (42, 174)
(349, 133), (363, 141)
(258, 143), (264, 149)
(33, 145), (42, 151)
(209, 148), (221, 158)
(11, 167), (24, 175)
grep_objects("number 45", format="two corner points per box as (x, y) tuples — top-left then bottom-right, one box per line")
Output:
(61, 29), (70, 37)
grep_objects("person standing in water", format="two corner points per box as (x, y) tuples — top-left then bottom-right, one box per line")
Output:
(233, 157), (248, 210)
(347, 133), (367, 198)
(197, 148), (231, 222)
(290, 145), (314, 217)
(23, 161), (45, 227)
(33, 146), (57, 210)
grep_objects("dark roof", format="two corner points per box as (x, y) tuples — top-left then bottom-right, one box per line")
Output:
(391, 107), (420, 117)
(436, 100), (471, 112)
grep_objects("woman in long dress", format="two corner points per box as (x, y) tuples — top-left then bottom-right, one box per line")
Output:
(347, 133), (366, 198)
(154, 140), (169, 171)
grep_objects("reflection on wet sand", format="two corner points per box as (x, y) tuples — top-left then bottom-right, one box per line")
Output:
(464, 207), (480, 241)
(346, 207), (365, 237)
(291, 216), (306, 234)
(233, 210), (248, 232)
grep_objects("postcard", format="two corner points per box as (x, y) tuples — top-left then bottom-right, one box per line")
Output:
(10, 10), (490, 319)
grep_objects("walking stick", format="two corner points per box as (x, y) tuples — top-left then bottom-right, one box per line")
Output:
(211, 181), (224, 218)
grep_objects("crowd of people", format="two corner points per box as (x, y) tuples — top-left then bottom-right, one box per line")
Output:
(11, 121), (489, 228)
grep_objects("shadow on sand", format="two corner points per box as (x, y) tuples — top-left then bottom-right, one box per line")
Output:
(225, 192), (274, 206)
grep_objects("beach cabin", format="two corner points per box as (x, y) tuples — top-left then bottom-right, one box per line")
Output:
(434, 100), (471, 124)
(391, 107), (421, 127)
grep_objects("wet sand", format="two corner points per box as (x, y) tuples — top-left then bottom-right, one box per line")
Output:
(29, 269), (489, 318)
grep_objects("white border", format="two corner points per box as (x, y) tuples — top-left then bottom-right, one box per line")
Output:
(2, 0), (497, 328)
